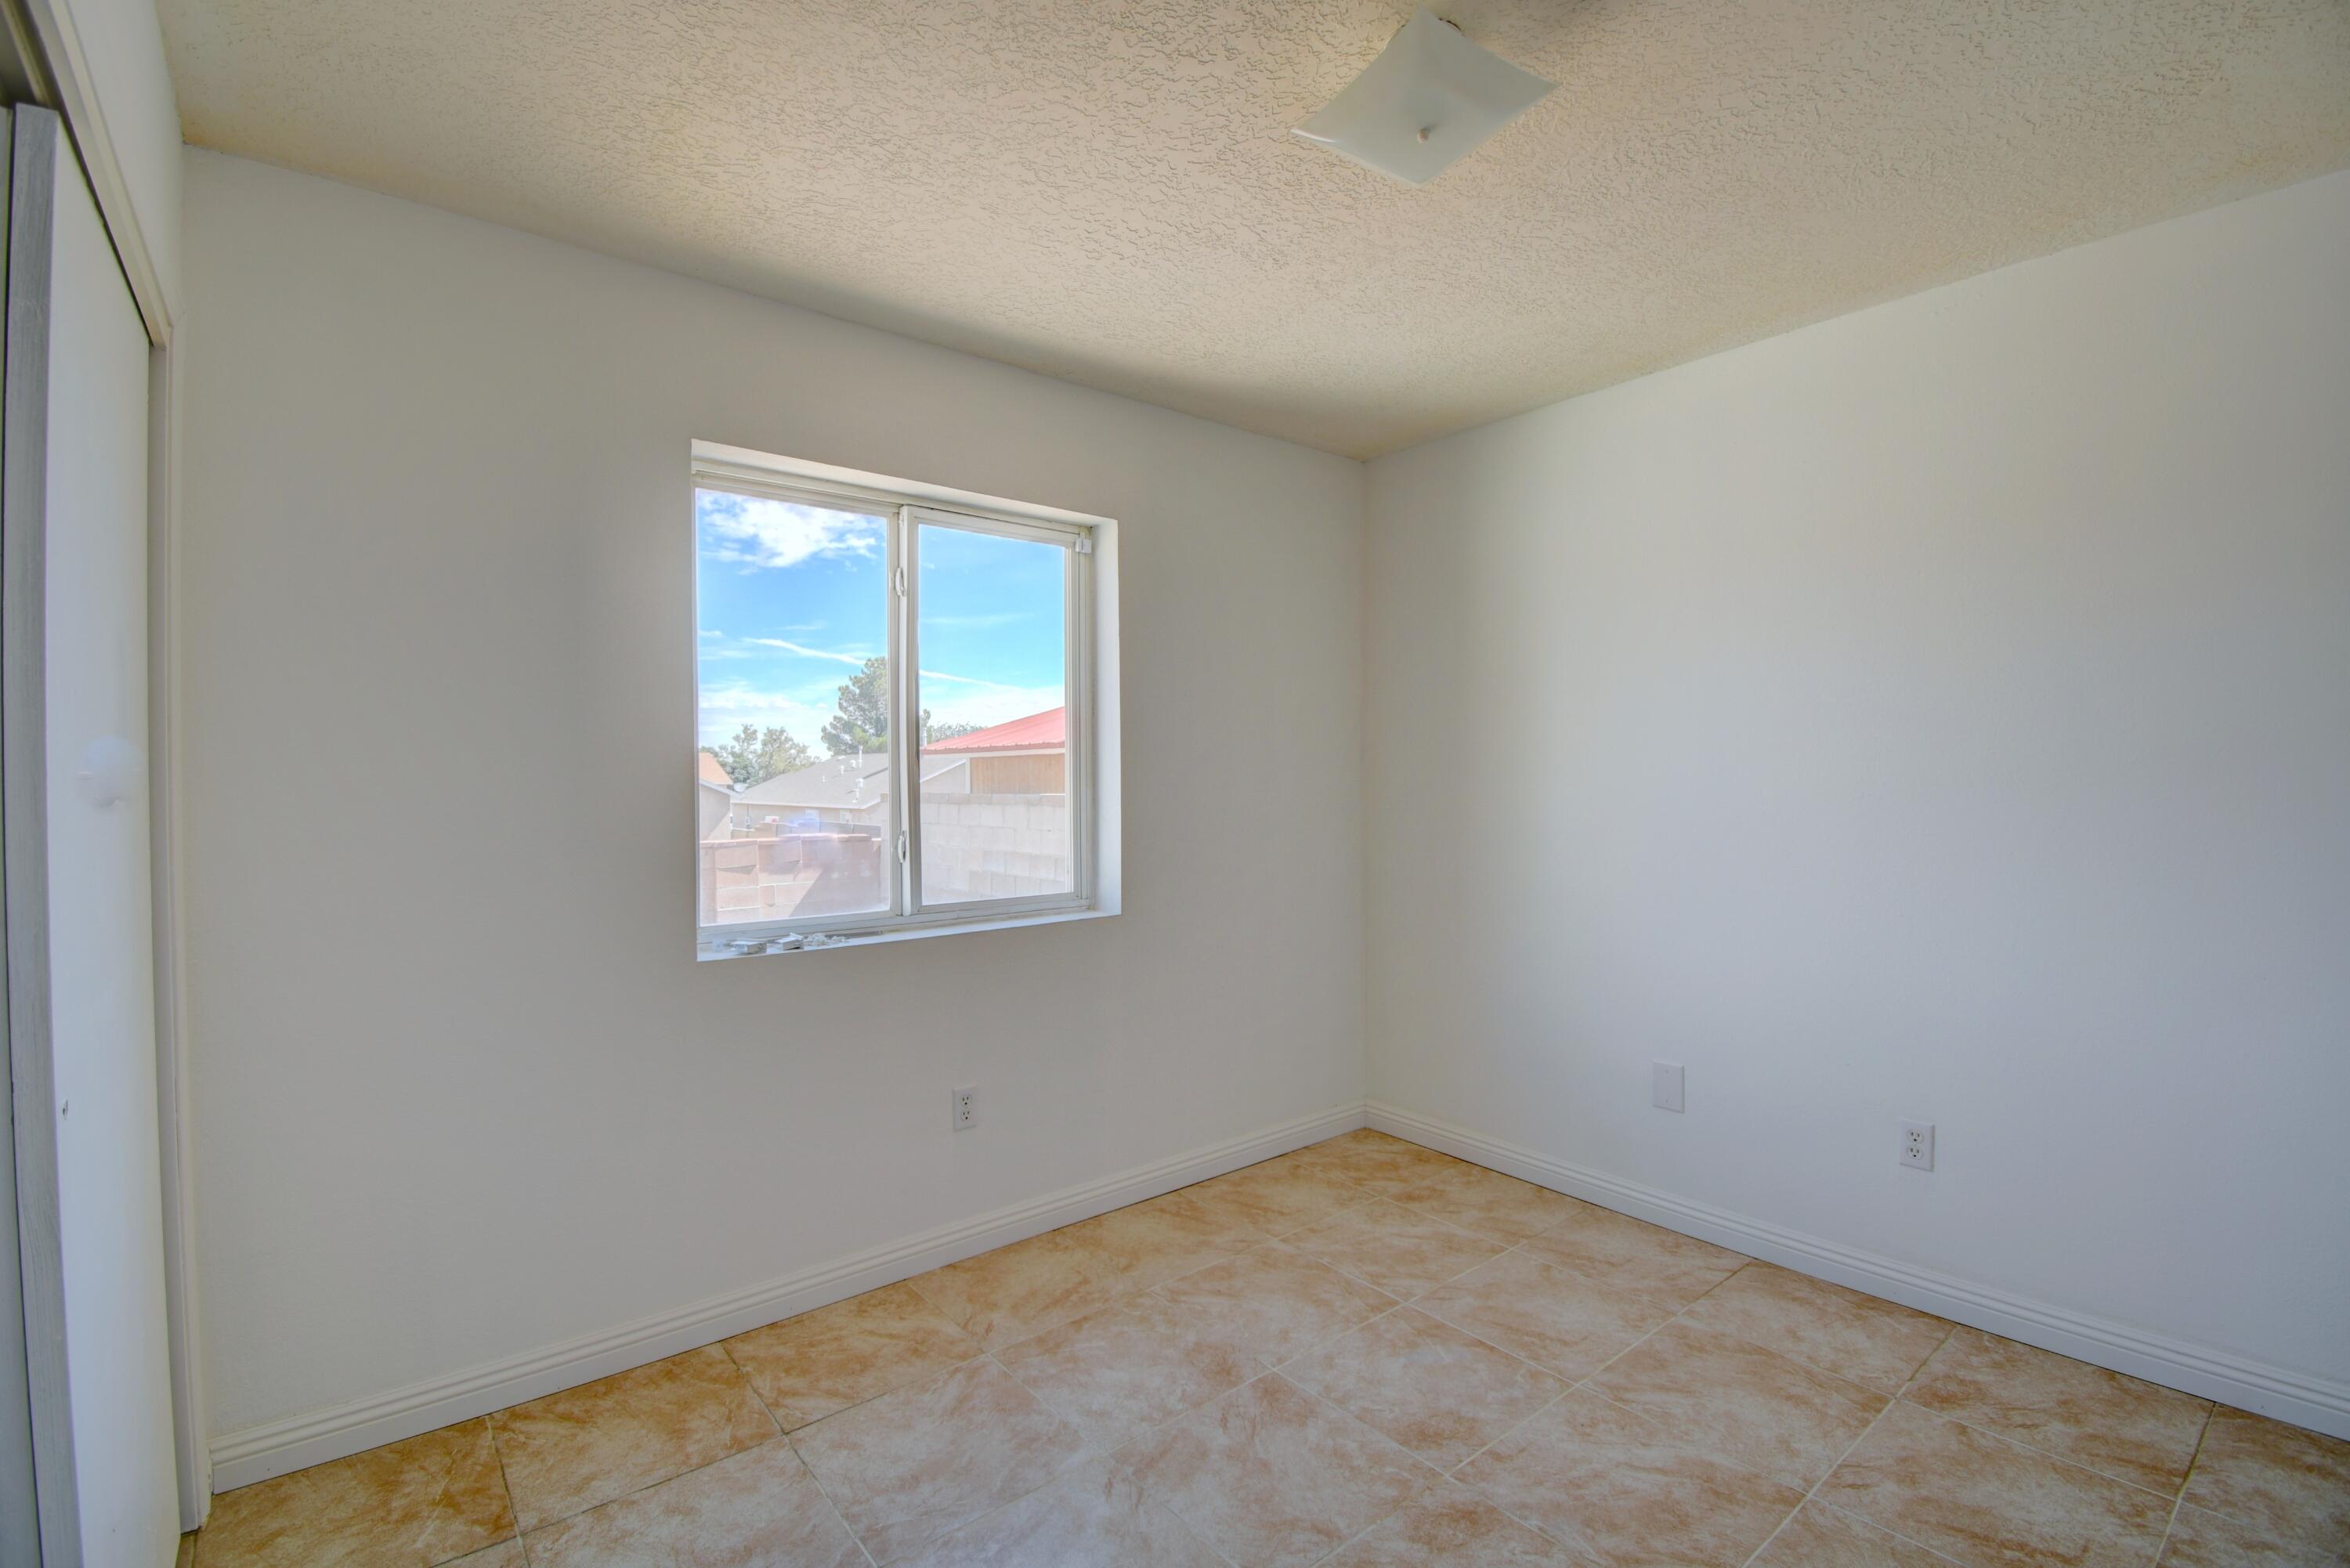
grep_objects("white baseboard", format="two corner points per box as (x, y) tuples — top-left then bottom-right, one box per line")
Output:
(1368, 1100), (2350, 1441)
(209, 1100), (1368, 1491)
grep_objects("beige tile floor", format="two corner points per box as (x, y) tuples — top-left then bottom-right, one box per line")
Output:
(188, 1130), (2350, 1567)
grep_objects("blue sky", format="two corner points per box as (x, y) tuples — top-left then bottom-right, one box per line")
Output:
(696, 490), (1065, 752)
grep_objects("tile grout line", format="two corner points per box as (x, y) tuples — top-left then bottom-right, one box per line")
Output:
(2149, 1404), (2215, 1566)
(862, 1152), (1411, 1561)
(478, 1342), (809, 1550)
(1042, 1165), (1488, 1562)
(714, 1337), (877, 1567)
(1264, 1365), (1458, 1565)
(1429, 1269), (1814, 1551)
(492, 1145), (1358, 1555)
(245, 1132), (2311, 1567)
(1120, 1364), (1300, 1567)
(1390, 1130), (2290, 1541)
(1896, 1393), (2215, 1505)
(1417, 1242), (1908, 1564)
(1735, 1321), (1963, 1568)
(1276, 1185), (1760, 1557)
(1361, 1250), (1741, 1559)
(877, 1248), (1312, 1563)
(780, 1430), (880, 1568)
(479, 1414), (529, 1566)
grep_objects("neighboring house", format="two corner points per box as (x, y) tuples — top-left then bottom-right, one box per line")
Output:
(696, 750), (735, 840)
(922, 706), (1067, 793)
(728, 750), (971, 836)
(700, 708), (1075, 922)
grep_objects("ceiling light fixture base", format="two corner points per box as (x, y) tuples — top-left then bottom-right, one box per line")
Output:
(1292, 9), (1555, 186)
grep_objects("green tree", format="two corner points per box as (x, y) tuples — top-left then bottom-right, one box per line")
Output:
(711, 723), (812, 787)
(820, 658), (892, 756)
(819, 657), (985, 754)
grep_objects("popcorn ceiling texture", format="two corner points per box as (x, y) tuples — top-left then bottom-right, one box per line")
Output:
(158, 0), (2350, 457)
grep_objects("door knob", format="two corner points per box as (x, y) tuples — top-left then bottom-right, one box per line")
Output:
(73, 735), (143, 808)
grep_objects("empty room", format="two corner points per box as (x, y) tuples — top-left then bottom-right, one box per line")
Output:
(3, 1), (2347, 1565)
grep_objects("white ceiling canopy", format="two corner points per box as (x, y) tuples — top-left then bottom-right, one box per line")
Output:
(1293, 9), (1553, 186)
(158, 1), (2350, 458)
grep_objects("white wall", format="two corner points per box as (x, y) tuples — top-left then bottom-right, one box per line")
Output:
(1366, 169), (2350, 1413)
(177, 150), (1365, 1441)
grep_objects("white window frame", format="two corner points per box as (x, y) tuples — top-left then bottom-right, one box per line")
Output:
(692, 455), (1100, 956)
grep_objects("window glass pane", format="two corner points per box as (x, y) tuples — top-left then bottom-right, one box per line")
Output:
(916, 522), (1072, 906)
(696, 489), (892, 927)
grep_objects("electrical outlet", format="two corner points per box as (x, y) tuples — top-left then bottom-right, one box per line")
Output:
(952, 1086), (978, 1131)
(1900, 1120), (1934, 1170)
(1651, 1061), (1685, 1114)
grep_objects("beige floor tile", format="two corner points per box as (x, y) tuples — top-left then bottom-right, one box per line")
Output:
(908, 1227), (1128, 1351)
(1676, 1262), (1950, 1394)
(443, 1545), (524, 1567)
(1457, 1388), (1805, 1566)
(1285, 1199), (1507, 1299)
(1062, 1187), (1259, 1292)
(1189, 1153), (1374, 1236)
(2159, 1501), (2350, 1567)
(520, 1441), (861, 1567)
(1386, 1162), (1582, 1243)
(900, 1454), (1226, 1568)
(724, 1281), (982, 1430)
(1287, 1130), (1466, 1197)
(790, 1355), (1088, 1564)
(489, 1346), (777, 1530)
(2180, 1406), (2350, 1553)
(1322, 1481), (1584, 1566)
(1120, 1373), (1437, 1568)
(1585, 1320), (1886, 1490)
(195, 1418), (515, 1568)
(1285, 1307), (1566, 1471)
(1904, 1325), (2211, 1493)
(1818, 1400), (2173, 1567)
(1152, 1241), (1397, 1367)
(211, 1153), (2315, 1568)
(1518, 1205), (1748, 1311)
(1416, 1249), (1672, 1381)
(1748, 1501), (1954, 1566)
(994, 1294), (1258, 1450)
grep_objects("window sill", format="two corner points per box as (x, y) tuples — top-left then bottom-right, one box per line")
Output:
(696, 905), (1113, 961)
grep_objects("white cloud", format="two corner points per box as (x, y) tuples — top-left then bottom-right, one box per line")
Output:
(747, 638), (873, 667)
(916, 667), (1016, 689)
(698, 493), (881, 571)
(696, 682), (833, 750)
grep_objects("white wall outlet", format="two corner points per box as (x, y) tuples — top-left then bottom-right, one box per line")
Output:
(952, 1086), (978, 1131)
(1651, 1060), (1685, 1114)
(1900, 1119), (1934, 1170)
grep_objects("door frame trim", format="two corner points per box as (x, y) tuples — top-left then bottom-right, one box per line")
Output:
(2, 102), (81, 1568)
(0, 0), (166, 347)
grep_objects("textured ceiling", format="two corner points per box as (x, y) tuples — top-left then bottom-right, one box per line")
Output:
(159, 1), (2350, 457)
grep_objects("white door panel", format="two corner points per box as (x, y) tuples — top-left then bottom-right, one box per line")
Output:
(5, 104), (179, 1568)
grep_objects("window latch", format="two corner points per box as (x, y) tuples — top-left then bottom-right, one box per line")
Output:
(896, 830), (909, 865)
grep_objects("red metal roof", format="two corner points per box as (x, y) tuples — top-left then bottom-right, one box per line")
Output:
(924, 706), (1065, 753)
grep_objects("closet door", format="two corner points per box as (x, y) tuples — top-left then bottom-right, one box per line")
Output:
(3, 103), (179, 1568)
